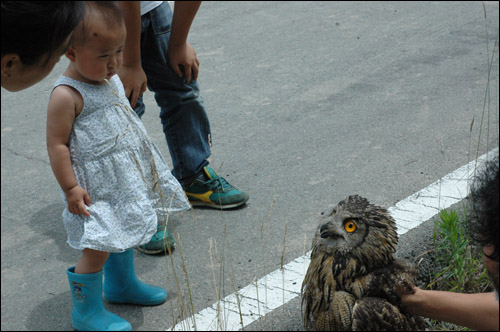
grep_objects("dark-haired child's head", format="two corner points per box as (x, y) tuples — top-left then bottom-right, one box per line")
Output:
(65, 1), (126, 85)
(71, 1), (125, 47)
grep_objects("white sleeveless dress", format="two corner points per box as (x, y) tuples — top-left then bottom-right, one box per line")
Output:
(53, 75), (191, 252)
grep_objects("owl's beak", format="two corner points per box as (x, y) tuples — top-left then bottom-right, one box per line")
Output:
(320, 222), (329, 233)
(320, 223), (343, 240)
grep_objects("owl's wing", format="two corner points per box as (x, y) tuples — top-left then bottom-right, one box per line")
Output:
(302, 253), (338, 330)
(352, 297), (425, 331)
(350, 260), (418, 305)
(313, 291), (356, 331)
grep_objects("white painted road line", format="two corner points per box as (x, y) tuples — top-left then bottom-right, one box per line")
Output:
(170, 148), (498, 331)
(389, 147), (498, 235)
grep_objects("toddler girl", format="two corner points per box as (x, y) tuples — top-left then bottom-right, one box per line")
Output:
(46, 2), (190, 330)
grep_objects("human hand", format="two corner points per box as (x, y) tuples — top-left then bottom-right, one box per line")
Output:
(399, 286), (420, 315)
(118, 64), (147, 109)
(167, 41), (199, 83)
(65, 185), (92, 217)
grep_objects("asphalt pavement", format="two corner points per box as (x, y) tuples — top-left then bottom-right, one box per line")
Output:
(1, 1), (499, 331)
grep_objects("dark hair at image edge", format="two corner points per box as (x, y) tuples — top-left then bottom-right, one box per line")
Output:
(1, 1), (84, 65)
(467, 153), (499, 261)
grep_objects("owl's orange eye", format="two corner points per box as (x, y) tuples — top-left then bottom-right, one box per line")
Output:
(344, 220), (357, 233)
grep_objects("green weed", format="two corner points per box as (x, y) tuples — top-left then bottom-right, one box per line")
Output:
(430, 208), (492, 293)
(427, 208), (493, 331)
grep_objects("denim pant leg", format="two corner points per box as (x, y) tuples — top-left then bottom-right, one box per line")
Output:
(137, 2), (211, 184)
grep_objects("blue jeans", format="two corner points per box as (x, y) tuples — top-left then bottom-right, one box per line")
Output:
(135, 2), (211, 185)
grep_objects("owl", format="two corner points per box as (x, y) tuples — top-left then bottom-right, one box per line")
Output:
(301, 195), (426, 331)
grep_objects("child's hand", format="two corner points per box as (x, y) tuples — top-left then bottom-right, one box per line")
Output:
(65, 186), (92, 217)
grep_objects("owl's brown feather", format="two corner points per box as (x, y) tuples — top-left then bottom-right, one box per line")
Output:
(352, 297), (425, 331)
(301, 195), (425, 331)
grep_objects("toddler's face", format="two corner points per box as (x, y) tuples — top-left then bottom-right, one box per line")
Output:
(68, 20), (126, 84)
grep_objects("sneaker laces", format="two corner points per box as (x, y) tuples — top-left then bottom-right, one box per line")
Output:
(206, 175), (232, 193)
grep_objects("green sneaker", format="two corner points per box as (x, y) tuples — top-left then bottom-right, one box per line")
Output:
(183, 166), (249, 209)
(137, 225), (175, 255)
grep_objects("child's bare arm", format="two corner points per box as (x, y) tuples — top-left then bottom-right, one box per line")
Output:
(401, 288), (499, 331)
(47, 86), (91, 217)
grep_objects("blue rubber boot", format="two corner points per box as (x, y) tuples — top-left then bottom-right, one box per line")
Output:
(67, 267), (132, 331)
(103, 249), (167, 305)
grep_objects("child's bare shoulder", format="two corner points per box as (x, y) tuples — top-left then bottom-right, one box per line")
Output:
(49, 85), (84, 116)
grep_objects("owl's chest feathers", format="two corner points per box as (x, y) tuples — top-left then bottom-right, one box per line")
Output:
(317, 253), (365, 292)
(311, 251), (399, 306)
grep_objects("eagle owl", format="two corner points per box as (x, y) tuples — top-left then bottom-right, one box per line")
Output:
(301, 195), (425, 331)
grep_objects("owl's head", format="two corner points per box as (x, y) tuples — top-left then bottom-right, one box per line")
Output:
(313, 195), (398, 270)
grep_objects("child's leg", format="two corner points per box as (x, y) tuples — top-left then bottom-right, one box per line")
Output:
(75, 248), (110, 274)
(104, 248), (167, 305)
(67, 249), (131, 331)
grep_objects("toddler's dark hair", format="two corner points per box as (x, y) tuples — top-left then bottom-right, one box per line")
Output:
(73, 1), (124, 46)
(1, 1), (84, 65)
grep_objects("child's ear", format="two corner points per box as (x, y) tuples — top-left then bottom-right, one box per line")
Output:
(65, 45), (77, 62)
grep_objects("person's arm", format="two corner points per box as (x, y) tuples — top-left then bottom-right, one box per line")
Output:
(117, 1), (147, 109)
(47, 86), (91, 217)
(401, 287), (499, 331)
(168, 1), (201, 83)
